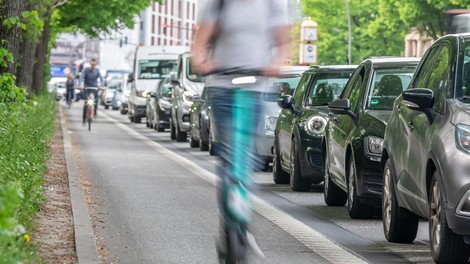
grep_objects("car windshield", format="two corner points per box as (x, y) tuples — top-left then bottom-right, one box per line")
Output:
(138, 60), (176, 79)
(264, 74), (302, 102)
(307, 72), (350, 106)
(186, 57), (205, 83)
(459, 41), (470, 103)
(366, 67), (415, 110)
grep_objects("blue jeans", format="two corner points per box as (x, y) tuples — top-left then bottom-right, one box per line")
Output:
(206, 87), (265, 224)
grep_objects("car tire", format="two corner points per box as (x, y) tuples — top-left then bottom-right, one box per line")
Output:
(347, 157), (374, 219)
(129, 116), (134, 122)
(324, 148), (347, 206)
(429, 172), (470, 263)
(382, 159), (418, 243)
(273, 140), (289, 184)
(208, 129), (216, 156)
(170, 119), (176, 140)
(189, 128), (199, 148)
(175, 120), (187, 142)
(289, 138), (311, 192)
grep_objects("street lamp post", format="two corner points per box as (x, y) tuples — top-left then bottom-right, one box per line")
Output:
(344, 0), (352, 65)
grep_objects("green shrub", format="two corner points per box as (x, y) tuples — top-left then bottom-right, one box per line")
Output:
(0, 73), (56, 263)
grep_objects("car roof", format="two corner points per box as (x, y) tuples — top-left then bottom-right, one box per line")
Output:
(303, 65), (358, 74)
(363, 57), (421, 68)
(279, 66), (309, 75)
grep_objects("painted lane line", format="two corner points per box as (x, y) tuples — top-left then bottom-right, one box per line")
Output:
(101, 112), (368, 264)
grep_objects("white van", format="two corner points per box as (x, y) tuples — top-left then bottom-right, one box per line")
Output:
(128, 45), (189, 123)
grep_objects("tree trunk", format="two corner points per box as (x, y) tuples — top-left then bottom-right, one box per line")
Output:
(32, 10), (51, 95)
(16, 40), (37, 94)
(0, 0), (28, 75)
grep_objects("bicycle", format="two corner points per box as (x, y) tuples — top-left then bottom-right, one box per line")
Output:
(82, 87), (99, 131)
(209, 69), (266, 264)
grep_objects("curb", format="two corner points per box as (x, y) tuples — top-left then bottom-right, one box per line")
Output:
(59, 106), (100, 264)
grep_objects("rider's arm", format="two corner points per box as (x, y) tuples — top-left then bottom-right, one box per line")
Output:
(79, 70), (86, 87)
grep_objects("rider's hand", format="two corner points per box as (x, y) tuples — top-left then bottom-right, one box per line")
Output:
(192, 56), (216, 76)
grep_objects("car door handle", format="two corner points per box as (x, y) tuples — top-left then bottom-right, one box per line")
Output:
(396, 104), (401, 113)
(408, 121), (414, 130)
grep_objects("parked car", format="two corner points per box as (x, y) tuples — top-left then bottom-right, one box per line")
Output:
(381, 34), (470, 263)
(112, 85), (121, 110)
(324, 57), (419, 219)
(273, 65), (356, 191)
(54, 81), (66, 101)
(120, 74), (131, 114)
(170, 52), (205, 142)
(188, 84), (214, 153)
(150, 76), (173, 132)
(253, 66), (308, 171)
(101, 79), (122, 109)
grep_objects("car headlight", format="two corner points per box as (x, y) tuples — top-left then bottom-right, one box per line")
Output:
(304, 115), (327, 136)
(265, 116), (278, 135)
(364, 136), (384, 161)
(456, 124), (470, 154)
(182, 91), (193, 106)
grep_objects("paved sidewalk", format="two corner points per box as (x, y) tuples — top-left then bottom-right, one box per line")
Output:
(59, 107), (99, 264)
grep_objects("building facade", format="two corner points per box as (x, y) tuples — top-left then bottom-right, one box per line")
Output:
(139, 0), (200, 47)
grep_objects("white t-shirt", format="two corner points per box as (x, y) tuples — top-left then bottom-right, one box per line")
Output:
(200, 0), (288, 89)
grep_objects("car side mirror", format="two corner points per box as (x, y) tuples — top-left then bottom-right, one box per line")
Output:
(328, 99), (357, 119)
(277, 95), (293, 109)
(170, 72), (179, 85)
(402, 88), (434, 110)
(128, 73), (134, 83)
(150, 92), (156, 98)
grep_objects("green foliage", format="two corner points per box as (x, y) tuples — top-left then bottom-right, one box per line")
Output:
(0, 73), (56, 263)
(21, 10), (45, 42)
(54, 0), (158, 37)
(0, 47), (13, 68)
(301, 0), (470, 65)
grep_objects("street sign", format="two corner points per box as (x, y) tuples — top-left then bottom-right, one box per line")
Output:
(303, 27), (318, 42)
(300, 44), (317, 64)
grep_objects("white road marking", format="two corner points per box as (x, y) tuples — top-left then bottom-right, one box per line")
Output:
(102, 112), (369, 264)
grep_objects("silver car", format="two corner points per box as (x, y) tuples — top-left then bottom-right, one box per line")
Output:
(255, 66), (308, 171)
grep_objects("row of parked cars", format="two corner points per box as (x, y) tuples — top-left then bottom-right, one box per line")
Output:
(106, 34), (470, 264)
(272, 34), (470, 264)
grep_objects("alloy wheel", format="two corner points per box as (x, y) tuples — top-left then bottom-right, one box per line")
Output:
(383, 166), (392, 234)
(430, 180), (442, 253)
(324, 151), (329, 196)
(289, 141), (296, 185)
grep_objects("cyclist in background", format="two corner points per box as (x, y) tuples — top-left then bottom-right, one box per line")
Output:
(65, 74), (75, 106)
(79, 58), (104, 123)
(192, 0), (290, 261)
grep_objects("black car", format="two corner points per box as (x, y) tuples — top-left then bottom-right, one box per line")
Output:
(324, 57), (419, 219)
(381, 34), (470, 263)
(151, 76), (173, 132)
(273, 65), (356, 191)
(188, 85), (215, 154)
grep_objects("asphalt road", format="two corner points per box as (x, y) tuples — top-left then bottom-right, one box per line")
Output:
(63, 101), (435, 264)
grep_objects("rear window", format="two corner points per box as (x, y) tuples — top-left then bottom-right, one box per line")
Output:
(366, 67), (415, 110)
(264, 74), (302, 102)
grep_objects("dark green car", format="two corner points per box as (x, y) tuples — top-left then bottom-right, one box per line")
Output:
(324, 57), (419, 219)
(273, 65), (356, 191)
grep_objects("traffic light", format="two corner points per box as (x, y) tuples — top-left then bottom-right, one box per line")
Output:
(163, 23), (167, 35)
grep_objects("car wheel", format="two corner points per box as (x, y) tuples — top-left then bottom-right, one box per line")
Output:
(289, 138), (311, 192)
(429, 172), (470, 263)
(189, 128), (199, 148)
(208, 129), (216, 156)
(129, 116), (135, 122)
(272, 139), (289, 184)
(347, 157), (373, 219)
(382, 159), (418, 243)
(175, 119), (187, 142)
(170, 119), (176, 140)
(324, 148), (347, 206)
